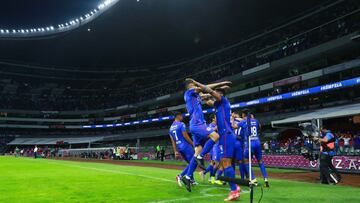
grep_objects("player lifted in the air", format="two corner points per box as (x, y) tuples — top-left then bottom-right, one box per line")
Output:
(190, 78), (241, 201)
(180, 78), (230, 192)
(168, 112), (196, 187)
(239, 109), (269, 187)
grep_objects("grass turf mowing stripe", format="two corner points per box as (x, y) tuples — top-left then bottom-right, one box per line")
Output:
(17, 157), (238, 203)
(1, 157), (359, 203)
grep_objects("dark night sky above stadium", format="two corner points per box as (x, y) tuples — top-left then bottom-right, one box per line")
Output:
(0, 0), (332, 70)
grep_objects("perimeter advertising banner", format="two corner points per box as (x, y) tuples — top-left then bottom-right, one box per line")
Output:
(258, 155), (360, 173)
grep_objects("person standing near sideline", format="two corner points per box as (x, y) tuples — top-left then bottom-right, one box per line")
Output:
(15, 147), (20, 157)
(160, 147), (165, 162)
(33, 145), (38, 159)
(314, 126), (341, 184)
(156, 144), (161, 160)
(264, 141), (269, 154)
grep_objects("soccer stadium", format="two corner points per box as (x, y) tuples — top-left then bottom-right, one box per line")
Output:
(1, 0), (360, 202)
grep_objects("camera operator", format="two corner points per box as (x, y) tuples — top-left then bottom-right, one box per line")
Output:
(314, 127), (341, 184)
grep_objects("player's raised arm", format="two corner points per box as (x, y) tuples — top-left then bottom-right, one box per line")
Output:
(206, 81), (232, 89)
(184, 78), (202, 93)
(199, 93), (215, 107)
(186, 78), (222, 101)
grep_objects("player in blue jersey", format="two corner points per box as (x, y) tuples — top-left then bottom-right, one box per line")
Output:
(240, 109), (269, 187)
(168, 112), (196, 187)
(199, 114), (223, 184)
(181, 78), (231, 192)
(231, 112), (246, 180)
(191, 79), (240, 201)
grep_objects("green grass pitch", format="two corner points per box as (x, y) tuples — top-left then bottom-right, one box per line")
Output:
(0, 156), (359, 203)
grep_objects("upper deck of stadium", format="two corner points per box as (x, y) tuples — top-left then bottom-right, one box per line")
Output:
(0, 0), (359, 113)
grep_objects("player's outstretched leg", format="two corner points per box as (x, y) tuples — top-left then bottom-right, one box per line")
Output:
(239, 161), (245, 180)
(196, 132), (219, 169)
(209, 162), (218, 183)
(258, 160), (269, 187)
(254, 143), (268, 187)
(214, 169), (225, 185)
(243, 159), (257, 185)
(182, 156), (198, 192)
(176, 164), (190, 187)
(200, 164), (213, 181)
(222, 158), (240, 201)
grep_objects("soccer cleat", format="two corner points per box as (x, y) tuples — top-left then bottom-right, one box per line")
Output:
(224, 191), (240, 201)
(199, 171), (205, 181)
(250, 178), (258, 186)
(195, 157), (206, 170)
(210, 176), (215, 184)
(176, 175), (182, 187)
(214, 180), (226, 185)
(236, 185), (241, 193)
(190, 180), (199, 186)
(181, 176), (192, 192)
(264, 179), (270, 188)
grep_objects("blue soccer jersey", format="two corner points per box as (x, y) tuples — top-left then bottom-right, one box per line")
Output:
(184, 88), (214, 146)
(214, 96), (233, 136)
(214, 96), (236, 159)
(240, 118), (261, 145)
(169, 121), (190, 151)
(184, 89), (206, 127)
(240, 118), (262, 160)
(233, 118), (244, 161)
(233, 118), (243, 141)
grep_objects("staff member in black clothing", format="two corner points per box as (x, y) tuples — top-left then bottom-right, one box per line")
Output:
(160, 147), (165, 162)
(314, 127), (341, 184)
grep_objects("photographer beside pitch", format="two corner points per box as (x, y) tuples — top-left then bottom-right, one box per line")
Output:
(313, 126), (341, 184)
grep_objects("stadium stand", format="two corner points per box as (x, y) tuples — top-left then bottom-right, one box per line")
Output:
(1, 1), (360, 170)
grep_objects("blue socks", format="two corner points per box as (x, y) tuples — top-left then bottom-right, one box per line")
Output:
(216, 169), (223, 179)
(244, 162), (255, 180)
(180, 165), (189, 177)
(224, 166), (237, 191)
(199, 139), (216, 157)
(211, 166), (217, 177)
(186, 157), (198, 178)
(239, 163), (245, 179)
(204, 164), (213, 175)
(259, 162), (268, 179)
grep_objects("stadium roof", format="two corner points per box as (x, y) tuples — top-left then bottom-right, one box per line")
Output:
(271, 103), (360, 125)
(8, 137), (104, 145)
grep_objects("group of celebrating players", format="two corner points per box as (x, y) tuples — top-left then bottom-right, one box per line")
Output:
(168, 78), (269, 201)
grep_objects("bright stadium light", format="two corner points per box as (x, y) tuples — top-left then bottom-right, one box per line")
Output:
(0, 0), (120, 38)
